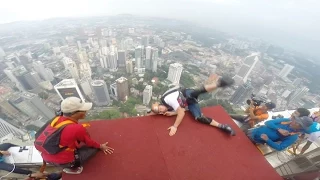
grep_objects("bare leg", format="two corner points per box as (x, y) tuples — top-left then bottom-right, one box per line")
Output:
(210, 119), (220, 127)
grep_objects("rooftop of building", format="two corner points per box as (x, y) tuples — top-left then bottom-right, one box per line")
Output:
(63, 106), (281, 180)
(54, 79), (77, 87)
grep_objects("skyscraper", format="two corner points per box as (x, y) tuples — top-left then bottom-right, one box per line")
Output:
(77, 41), (82, 50)
(167, 63), (183, 85)
(233, 54), (259, 85)
(91, 80), (111, 106)
(145, 46), (152, 70)
(54, 79), (85, 102)
(143, 85), (153, 105)
(116, 77), (129, 102)
(288, 87), (309, 104)
(126, 60), (133, 74)
(79, 62), (92, 79)
(107, 52), (118, 71)
(66, 60), (79, 80)
(118, 50), (126, 67)
(0, 98), (26, 120)
(151, 48), (158, 72)
(33, 61), (49, 81)
(4, 68), (25, 91)
(20, 92), (55, 121)
(135, 46), (142, 68)
(142, 35), (149, 47)
(230, 82), (254, 105)
(100, 56), (108, 69)
(0, 118), (25, 138)
(79, 78), (93, 97)
(279, 64), (294, 79)
(13, 66), (35, 90)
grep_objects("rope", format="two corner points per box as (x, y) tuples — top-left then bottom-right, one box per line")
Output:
(0, 154), (15, 180)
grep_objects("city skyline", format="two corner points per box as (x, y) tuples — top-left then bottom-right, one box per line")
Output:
(0, 0), (319, 58)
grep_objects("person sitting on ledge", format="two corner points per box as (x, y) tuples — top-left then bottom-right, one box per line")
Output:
(247, 108), (312, 151)
(35, 97), (114, 175)
(149, 74), (236, 136)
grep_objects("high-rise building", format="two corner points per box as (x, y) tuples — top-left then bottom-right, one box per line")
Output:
(135, 46), (143, 68)
(91, 80), (111, 106)
(77, 41), (82, 50)
(33, 61), (47, 81)
(142, 35), (149, 47)
(79, 62), (92, 79)
(110, 83), (118, 99)
(100, 56), (108, 69)
(230, 82), (254, 105)
(0, 98), (26, 120)
(279, 64), (294, 79)
(4, 68), (25, 91)
(79, 78), (93, 96)
(143, 85), (153, 105)
(0, 118), (25, 138)
(126, 60), (133, 74)
(151, 48), (158, 72)
(13, 66), (35, 90)
(54, 79), (85, 102)
(118, 50), (126, 67)
(167, 63), (183, 85)
(45, 68), (55, 81)
(145, 46), (152, 70)
(66, 60), (79, 80)
(233, 54), (259, 85)
(108, 52), (117, 71)
(115, 77), (129, 102)
(288, 87), (309, 104)
(24, 72), (40, 89)
(20, 92), (55, 121)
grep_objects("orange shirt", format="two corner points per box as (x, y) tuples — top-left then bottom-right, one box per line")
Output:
(248, 107), (269, 127)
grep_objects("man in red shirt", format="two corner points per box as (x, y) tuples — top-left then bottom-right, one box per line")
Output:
(40, 97), (114, 174)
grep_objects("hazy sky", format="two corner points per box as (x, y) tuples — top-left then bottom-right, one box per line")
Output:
(1, 0), (319, 57)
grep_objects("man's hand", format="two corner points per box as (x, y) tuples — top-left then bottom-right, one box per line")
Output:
(278, 129), (290, 136)
(164, 111), (176, 116)
(168, 126), (177, 136)
(261, 134), (269, 141)
(0, 151), (11, 156)
(100, 142), (114, 155)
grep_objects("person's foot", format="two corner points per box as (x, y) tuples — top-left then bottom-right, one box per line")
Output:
(220, 124), (236, 136)
(217, 76), (235, 88)
(63, 166), (83, 174)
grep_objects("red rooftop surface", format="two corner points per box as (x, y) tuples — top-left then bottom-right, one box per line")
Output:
(63, 106), (282, 180)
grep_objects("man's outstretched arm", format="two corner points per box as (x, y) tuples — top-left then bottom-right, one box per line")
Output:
(168, 107), (185, 136)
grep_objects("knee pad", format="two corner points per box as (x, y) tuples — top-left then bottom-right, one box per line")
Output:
(196, 116), (212, 124)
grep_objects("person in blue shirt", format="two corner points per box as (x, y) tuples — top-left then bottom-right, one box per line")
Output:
(247, 108), (312, 151)
(0, 143), (62, 180)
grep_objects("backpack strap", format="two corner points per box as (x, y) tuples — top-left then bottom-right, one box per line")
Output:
(160, 87), (182, 110)
(50, 117), (76, 128)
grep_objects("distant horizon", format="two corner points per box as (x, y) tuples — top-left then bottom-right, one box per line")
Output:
(0, 14), (318, 60)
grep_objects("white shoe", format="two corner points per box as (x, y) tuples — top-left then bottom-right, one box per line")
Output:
(63, 166), (83, 174)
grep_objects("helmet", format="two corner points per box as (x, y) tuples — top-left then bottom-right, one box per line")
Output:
(265, 102), (276, 110)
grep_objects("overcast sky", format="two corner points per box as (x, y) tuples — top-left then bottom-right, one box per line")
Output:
(1, 0), (319, 57)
